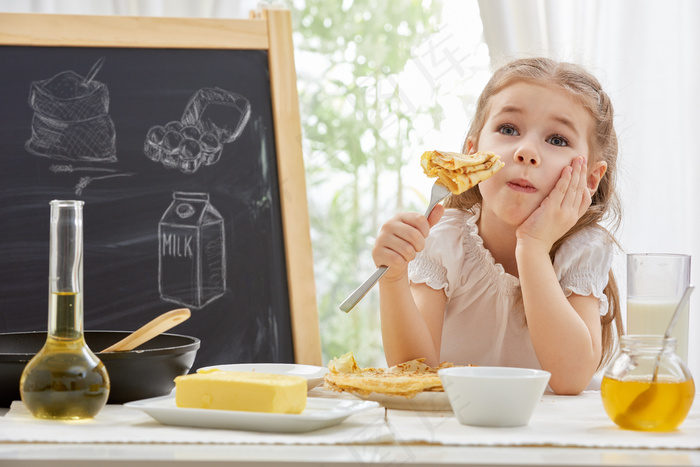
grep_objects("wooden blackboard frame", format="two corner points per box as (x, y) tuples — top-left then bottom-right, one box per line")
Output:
(0, 9), (322, 365)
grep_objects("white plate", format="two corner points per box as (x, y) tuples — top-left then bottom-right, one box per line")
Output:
(125, 395), (379, 433)
(353, 391), (452, 411)
(197, 363), (329, 390)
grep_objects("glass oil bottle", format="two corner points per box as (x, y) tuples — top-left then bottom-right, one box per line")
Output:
(20, 200), (110, 419)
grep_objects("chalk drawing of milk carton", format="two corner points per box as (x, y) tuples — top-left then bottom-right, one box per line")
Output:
(159, 192), (226, 309)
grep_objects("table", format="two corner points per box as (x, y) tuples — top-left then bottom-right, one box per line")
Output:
(1, 390), (699, 466)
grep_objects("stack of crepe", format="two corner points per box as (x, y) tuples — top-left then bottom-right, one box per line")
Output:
(324, 352), (457, 399)
(420, 150), (503, 195)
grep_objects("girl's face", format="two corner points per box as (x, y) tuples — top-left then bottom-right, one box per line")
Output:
(469, 80), (595, 227)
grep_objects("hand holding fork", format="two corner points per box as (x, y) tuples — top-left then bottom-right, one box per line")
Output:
(339, 181), (451, 313)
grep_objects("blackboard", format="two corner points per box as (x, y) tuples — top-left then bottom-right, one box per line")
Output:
(0, 10), (321, 367)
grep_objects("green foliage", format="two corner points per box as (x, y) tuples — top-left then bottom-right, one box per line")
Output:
(284, 0), (444, 366)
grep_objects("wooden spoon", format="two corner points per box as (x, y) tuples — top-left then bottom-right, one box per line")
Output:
(100, 308), (191, 353)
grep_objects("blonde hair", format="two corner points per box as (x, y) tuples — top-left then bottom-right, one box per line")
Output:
(446, 57), (622, 369)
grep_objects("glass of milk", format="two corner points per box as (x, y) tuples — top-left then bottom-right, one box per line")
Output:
(627, 254), (691, 362)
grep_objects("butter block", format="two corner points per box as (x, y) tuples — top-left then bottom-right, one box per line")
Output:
(174, 370), (307, 413)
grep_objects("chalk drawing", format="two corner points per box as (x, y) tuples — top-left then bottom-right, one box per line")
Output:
(25, 58), (117, 163)
(144, 87), (250, 174)
(25, 59), (137, 194)
(74, 173), (135, 196)
(50, 164), (118, 174)
(158, 192), (226, 309)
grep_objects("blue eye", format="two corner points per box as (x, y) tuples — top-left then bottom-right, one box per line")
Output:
(498, 124), (519, 136)
(547, 135), (568, 147)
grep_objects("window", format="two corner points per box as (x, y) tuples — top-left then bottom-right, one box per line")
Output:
(288, 0), (490, 365)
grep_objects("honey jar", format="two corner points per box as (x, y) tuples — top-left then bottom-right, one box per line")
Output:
(601, 335), (694, 431)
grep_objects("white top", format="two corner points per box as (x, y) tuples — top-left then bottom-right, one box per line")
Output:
(407, 205), (613, 369)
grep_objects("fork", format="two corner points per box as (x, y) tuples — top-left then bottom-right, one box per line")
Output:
(339, 181), (452, 313)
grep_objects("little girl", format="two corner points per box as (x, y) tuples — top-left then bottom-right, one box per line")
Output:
(373, 57), (622, 395)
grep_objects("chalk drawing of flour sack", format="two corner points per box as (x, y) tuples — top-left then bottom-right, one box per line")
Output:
(159, 192), (226, 310)
(25, 58), (117, 163)
(144, 88), (251, 174)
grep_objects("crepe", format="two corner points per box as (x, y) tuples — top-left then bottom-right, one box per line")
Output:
(420, 150), (504, 195)
(324, 352), (458, 398)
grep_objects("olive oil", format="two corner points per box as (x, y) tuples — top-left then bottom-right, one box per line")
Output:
(601, 376), (695, 431)
(19, 200), (109, 420)
(20, 293), (109, 420)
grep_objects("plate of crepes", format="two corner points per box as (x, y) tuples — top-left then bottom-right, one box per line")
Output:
(420, 150), (503, 195)
(323, 352), (464, 411)
(197, 363), (329, 390)
(125, 369), (378, 433)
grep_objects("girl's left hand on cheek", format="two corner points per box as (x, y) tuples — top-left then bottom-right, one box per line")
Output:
(516, 156), (592, 252)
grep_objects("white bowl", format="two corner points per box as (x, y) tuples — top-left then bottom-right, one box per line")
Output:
(438, 366), (550, 427)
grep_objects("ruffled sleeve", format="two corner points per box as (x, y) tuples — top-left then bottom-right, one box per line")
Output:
(553, 227), (614, 316)
(407, 209), (468, 299)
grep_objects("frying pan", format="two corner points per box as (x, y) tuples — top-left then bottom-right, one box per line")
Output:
(0, 331), (200, 407)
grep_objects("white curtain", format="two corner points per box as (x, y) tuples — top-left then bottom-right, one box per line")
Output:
(477, 0), (700, 377)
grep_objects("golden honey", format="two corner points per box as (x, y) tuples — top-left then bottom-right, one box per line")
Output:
(601, 376), (695, 431)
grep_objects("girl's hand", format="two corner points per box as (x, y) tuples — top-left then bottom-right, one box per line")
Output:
(516, 156), (591, 253)
(372, 204), (444, 282)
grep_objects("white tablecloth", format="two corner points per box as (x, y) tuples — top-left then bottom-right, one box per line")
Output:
(387, 391), (700, 450)
(1, 391), (698, 449)
(0, 397), (392, 445)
